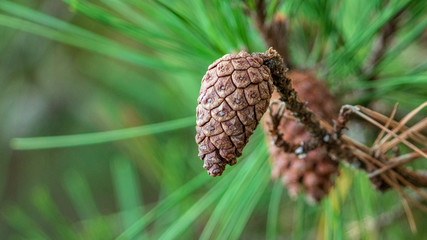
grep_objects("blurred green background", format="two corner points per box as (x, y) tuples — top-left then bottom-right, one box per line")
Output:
(1, 0), (426, 239)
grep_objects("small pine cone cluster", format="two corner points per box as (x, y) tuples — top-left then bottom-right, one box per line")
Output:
(196, 50), (274, 177)
(263, 71), (339, 203)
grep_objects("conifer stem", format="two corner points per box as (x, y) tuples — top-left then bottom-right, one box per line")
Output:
(256, 48), (329, 152)
(257, 48), (427, 194)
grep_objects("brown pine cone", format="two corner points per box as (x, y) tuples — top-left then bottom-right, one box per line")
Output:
(196, 50), (274, 177)
(263, 71), (339, 203)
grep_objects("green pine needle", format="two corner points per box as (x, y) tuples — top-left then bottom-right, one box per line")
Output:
(10, 116), (194, 150)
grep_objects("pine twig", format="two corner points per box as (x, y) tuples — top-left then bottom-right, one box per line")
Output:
(258, 48), (359, 166)
(364, 5), (407, 80)
(266, 101), (331, 155)
(257, 48), (329, 150)
(259, 48), (427, 211)
(245, 0), (290, 67)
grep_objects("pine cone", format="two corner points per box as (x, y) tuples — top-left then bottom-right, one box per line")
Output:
(196, 50), (274, 177)
(263, 71), (339, 203)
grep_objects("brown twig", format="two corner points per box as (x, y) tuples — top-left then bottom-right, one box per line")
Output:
(364, 4), (407, 80)
(245, 0), (290, 67)
(260, 48), (427, 211)
(257, 48), (329, 150)
(259, 49), (362, 170)
(267, 101), (297, 153)
(333, 105), (352, 139)
(267, 100), (332, 155)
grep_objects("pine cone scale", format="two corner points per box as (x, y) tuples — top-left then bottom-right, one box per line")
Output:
(215, 76), (235, 97)
(225, 89), (248, 110)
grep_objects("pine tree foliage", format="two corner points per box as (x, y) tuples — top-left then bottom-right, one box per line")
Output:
(0, 0), (426, 239)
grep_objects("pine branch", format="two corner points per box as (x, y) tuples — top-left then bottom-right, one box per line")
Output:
(364, 4), (408, 81)
(244, 0), (290, 67)
(260, 48), (427, 210)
